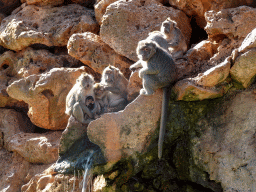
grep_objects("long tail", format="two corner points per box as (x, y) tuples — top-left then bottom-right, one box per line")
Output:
(158, 87), (169, 159)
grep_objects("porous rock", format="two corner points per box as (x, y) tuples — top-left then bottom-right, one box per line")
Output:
(7, 67), (91, 130)
(230, 48), (256, 88)
(205, 6), (256, 40)
(173, 79), (226, 101)
(94, 0), (117, 25)
(0, 4), (99, 51)
(67, 32), (132, 76)
(238, 27), (256, 53)
(20, 0), (64, 6)
(8, 131), (62, 164)
(193, 56), (231, 87)
(169, 0), (254, 28)
(0, 108), (34, 151)
(87, 89), (163, 163)
(100, 0), (191, 61)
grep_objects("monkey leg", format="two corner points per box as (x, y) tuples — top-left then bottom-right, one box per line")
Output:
(73, 102), (87, 124)
(141, 75), (159, 95)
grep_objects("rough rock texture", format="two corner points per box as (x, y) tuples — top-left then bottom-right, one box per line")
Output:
(0, 4), (99, 51)
(0, 0), (21, 15)
(7, 67), (91, 130)
(169, 0), (254, 28)
(0, 149), (50, 192)
(173, 79), (227, 101)
(0, 108), (35, 151)
(94, 0), (117, 25)
(230, 49), (256, 88)
(9, 131), (62, 164)
(58, 116), (87, 156)
(205, 6), (256, 40)
(87, 89), (163, 163)
(127, 70), (142, 102)
(67, 32), (132, 76)
(100, 0), (191, 61)
(20, 0), (64, 6)
(192, 90), (256, 191)
(239, 27), (256, 53)
(193, 56), (231, 87)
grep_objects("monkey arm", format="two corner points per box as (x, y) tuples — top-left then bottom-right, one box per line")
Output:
(129, 61), (143, 71)
(104, 86), (121, 94)
(139, 68), (159, 78)
(79, 103), (94, 119)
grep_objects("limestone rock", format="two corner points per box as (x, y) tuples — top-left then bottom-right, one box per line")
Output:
(127, 71), (142, 102)
(173, 79), (226, 101)
(239, 27), (256, 53)
(9, 131), (62, 164)
(205, 6), (256, 40)
(168, 0), (254, 28)
(67, 32), (132, 75)
(0, 4), (99, 51)
(94, 0), (117, 25)
(20, 0), (64, 6)
(193, 56), (231, 87)
(7, 67), (91, 130)
(230, 49), (256, 88)
(0, 108), (35, 151)
(100, 0), (191, 61)
(192, 91), (256, 191)
(87, 89), (163, 163)
(0, 0), (21, 15)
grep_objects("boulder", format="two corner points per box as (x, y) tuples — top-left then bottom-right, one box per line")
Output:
(100, 0), (191, 61)
(7, 67), (91, 130)
(192, 90), (256, 191)
(67, 32), (132, 76)
(173, 79), (227, 101)
(238, 27), (256, 53)
(168, 0), (254, 28)
(94, 0), (118, 25)
(0, 4), (99, 51)
(127, 70), (142, 102)
(230, 48), (256, 88)
(87, 89), (163, 163)
(20, 0), (64, 6)
(205, 6), (256, 40)
(193, 56), (231, 87)
(0, 108), (35, 151)
(8, 131), (62, 164)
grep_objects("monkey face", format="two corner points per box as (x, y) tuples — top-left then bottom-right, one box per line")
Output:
(103, 70), (114, 84)
(94, 87), (105, 98)
(81, 76), (94, 90)
(137, 40), (157, 61)
(161, 21), (171, 34)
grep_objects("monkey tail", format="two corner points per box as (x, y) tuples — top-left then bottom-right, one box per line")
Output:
(158, 87), (169, 159)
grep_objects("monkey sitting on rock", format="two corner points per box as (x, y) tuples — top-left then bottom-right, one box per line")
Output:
(99, 65), (129, 112)
(130, 39), (177, 159)
(65, 73), (99, 124)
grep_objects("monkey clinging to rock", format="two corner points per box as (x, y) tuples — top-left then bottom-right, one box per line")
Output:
(130, 39), (177, 159)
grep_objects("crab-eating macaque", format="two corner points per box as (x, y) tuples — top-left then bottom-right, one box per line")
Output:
(130, 39), (177, 159)
(65, 73), (96, 124)
(146, 31), (169, 51)
(101, 65), (128, 112)
(93, 83), (109, 114)
(161, 18), (187, 59)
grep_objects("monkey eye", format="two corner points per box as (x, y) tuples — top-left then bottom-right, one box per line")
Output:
(144, 48), (149, 51)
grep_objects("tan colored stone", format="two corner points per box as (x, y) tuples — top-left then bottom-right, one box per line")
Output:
(193, 56), (231, 87)
(87, 89), (163, 163)
(21, 0), (64, 6)
(95, 0), (117, 25)
(7, 67), (91, 130)
(205, 6), (256, 40)
(9, 131), (61, 164)
(127, 70), (142, 102)
(169, 0), (253, 28)
(0, 108), (35, 151)
(0, 4), (99, 51)
(67, 32), (132, 76)
(239, 27), (256, 53)
(173, 79), (226, 101)
(100, 0), (191, 61)
(230, 49), (256, 88)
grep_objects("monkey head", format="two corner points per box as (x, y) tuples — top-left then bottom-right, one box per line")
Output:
(161, 18), (176, 35)
(136, 40), (157, 61)
(77, 73), (94, 90)
(101, 65), (121, 86)
(93, 83), (106, 99)
(85, 96), (95, 110)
